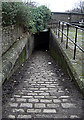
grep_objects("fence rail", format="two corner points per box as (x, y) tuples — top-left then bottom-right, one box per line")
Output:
(50, 20), (84, 60)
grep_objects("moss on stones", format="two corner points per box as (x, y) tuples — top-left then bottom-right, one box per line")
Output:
(2, 34), (34, 84)
(49, 29), (84, 96)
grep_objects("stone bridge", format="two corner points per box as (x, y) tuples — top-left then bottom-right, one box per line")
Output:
(1, 24), (84, 119)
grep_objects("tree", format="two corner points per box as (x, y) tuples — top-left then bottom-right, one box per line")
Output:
(67, 1), (84, 13)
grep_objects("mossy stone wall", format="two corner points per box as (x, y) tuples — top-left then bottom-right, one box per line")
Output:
(2, 25), (34, 83)
(49, 29), (84, 95)
(2, 25), (24, 54)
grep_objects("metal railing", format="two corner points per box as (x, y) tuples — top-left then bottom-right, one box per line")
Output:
(50, 20), (84, 60)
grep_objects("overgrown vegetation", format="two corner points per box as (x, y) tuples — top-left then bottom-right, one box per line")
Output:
(2, 2), (51, 33)
(29, 6), (51, 32)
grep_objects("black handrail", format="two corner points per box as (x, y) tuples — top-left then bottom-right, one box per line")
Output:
(50, 20), (84, 60)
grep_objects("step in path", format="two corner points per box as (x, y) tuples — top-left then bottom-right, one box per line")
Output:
(2, 50), (84, 119)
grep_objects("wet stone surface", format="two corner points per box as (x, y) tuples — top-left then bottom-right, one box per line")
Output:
(2, 50), (84, 119)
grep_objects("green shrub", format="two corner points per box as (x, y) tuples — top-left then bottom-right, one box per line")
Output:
(29, 5), (51, 33)
(2, 2), (30, 28)
(2, 2), (17, 26)
(2, 2), (51, 33)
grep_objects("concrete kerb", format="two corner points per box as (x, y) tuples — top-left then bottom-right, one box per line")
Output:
(49, 29), (84, 96)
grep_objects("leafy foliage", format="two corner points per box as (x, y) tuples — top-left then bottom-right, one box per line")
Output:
(2, 2), (51, 33)
(29, 5), (51, 33)
(2, 2), (17, 26)
(2, 2), (30, 27)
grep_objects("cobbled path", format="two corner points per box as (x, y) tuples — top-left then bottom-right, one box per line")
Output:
(2, 50), (84, 119)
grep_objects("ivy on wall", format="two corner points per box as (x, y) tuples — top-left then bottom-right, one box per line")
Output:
(2, 2), (51, 33)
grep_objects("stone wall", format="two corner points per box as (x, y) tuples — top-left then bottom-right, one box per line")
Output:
(2, 25), (24, 54)
(52, 12), (84, 23)
(49, 29), (84, 95)
(2, 26), (34, 83)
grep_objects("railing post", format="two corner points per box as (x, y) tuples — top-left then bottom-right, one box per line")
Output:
(58, 21), (60, 38)
(73, 27), (78, 60)
(51, 20), (53, 28)
(66, 24), (69, 49)
(61, 22), (64, 42)
(56, 22), (57, 35)
(52, 21), (54, 29)
(53, 23), (55, 32)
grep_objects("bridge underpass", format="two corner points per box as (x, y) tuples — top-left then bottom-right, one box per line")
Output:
(2, 30), (84, 119)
